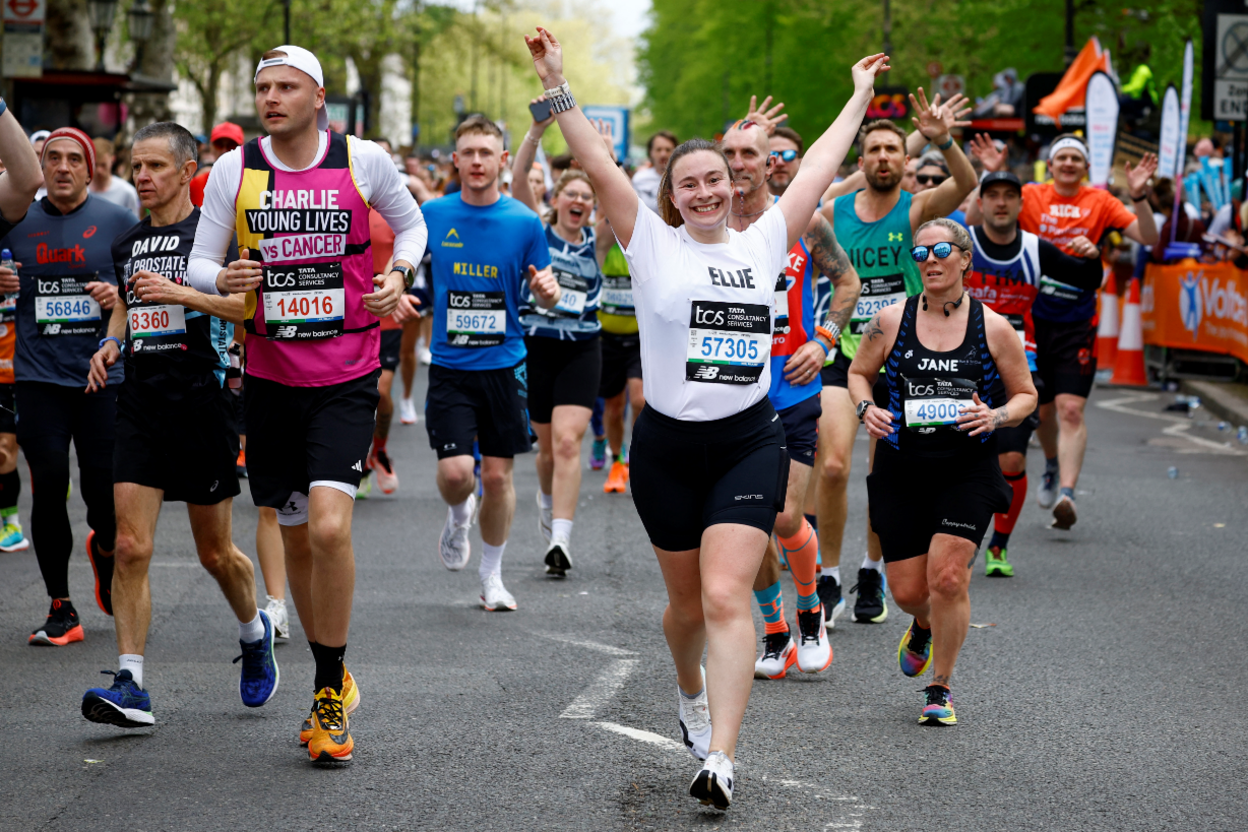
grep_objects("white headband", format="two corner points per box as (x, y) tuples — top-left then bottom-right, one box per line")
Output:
(1049, 137), (1088, 163)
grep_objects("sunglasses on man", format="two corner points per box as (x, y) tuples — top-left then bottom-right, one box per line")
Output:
(915, 174), (947, 186)
(770, 149), (798, 162)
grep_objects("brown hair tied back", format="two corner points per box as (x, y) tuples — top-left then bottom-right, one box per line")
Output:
(656, 138), (732, 228)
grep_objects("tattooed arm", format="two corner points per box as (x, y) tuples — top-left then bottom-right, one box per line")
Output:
(847, 306), (902, 439)
(804, 213), (860, 336)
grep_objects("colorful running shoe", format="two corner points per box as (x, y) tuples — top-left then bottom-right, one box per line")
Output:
(371, 448), (399, 494)
(689, 750), (734, 811)
(236, 448), (248, 478)
(897, 618), (933, 678)
(1036, 467), (1058, 509)
(355, 471), (372, 500)
(307, 686), (353, 763)
(817, 574), (846, 628)
(753, 631), (795, 679)
(919, 685), (957, 726)
(985, 546), (1014, 577)
(677, 667), (711, 760)
(86, 530), (113, 616)
(233, 609), (279, 707)
(794, 607), (832, 673)
(590, 437), (607, 470)
(300, 668), (359, 745)
(1051, 493), (1077, 530)
(0, 522), (28, 552)
(851, 567), (888, 623)
(82, 669), (154, 728)
(603, 460), (629, 494)
(29, 598), (83, 646)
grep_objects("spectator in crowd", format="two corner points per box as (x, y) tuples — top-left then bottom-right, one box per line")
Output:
(1150, 177), (1207, 263)
(189, 121), (243, 207)
(89, 137), (141, 218)
(527, 161), (547, 204)
(629, 130), (676, 213)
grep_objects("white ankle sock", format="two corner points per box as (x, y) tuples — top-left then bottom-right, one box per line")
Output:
(826, 566), (841, 584)
(119, 653), (144, 688)
(239, 610), (265, 643)
(539, 492), (553, 510)
(551, 518), (573, 542)
(450, 498), (472, 525)
(861, 555), (883, 572)
(479, 541), (506, 581)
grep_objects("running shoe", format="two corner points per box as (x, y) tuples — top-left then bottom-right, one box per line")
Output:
(419, 347), (432, 365)
(82, 670), (153, 728)
(689, 750), (733, 811)
(264, 594), (291, 642)
(603, 460), (629, 493)
(851, 567), (888, 623)
(300, 668), (359, 745)
(677, 668), (711, 760)
(536, 490), (553, 542)
(897, 618), (933, 678)
(0, 523), (27, 551)
(1051, 493), (1077, 530)
(919, 685), (957, 726)
(29, 598), (83, 646)
(307, 686), (353, 763)
(236, 448), (248, 478)
(480, 572), (517, 611)
(795, 607), (832, 673)
(985, 546), (1014, 577)
(399, 397), (418, 425)
(355, 472), (372, 500)
(233, 609), (279, 707)
(371, 448), (399, 494)
(817, 574), (846, 628)
(590, 437), (607, 470)
(86, 530), (113, 616)
(1036, 468), (1058, 509)
(753, 631), (795, 680)
(544, 537), (572, 578)
(439, 495), (475, 571)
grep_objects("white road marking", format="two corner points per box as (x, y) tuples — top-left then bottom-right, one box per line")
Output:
(560, 658), (638, 719)
(594, 720), (685, 752)
(534, 632), (638, 657)
(1096, 393), (1247, 455)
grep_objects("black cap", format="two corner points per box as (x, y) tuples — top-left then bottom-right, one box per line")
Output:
(980, 170), (1023, 194)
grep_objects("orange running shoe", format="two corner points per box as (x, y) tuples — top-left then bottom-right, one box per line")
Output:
(307, 686), (353, 763)
(300, 668), (359, 745)
(236, 448), (248, 478)
(29, 599), (84, 646)
(603, 460), (629, 494)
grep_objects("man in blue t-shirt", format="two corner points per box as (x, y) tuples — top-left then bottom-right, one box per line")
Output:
(405, 116), (558, 612)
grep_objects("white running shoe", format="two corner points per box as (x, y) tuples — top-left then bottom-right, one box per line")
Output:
(439, 495), (475, 571)
(544, 536), (572, 578)
(689, 750), (734, 810)
(479, 572), (517, 611)
(418, 348), (432, 365)
(399, 397), (418, 425)
(794, 607), (832, 673)
(753, 632), (796, 679)
(677, 668), (711, 761)
(536, 491), (553, 543)
(1036, 468), (1058, 509)
(264, 595), (290, 642)
(1051, 493), (1077, 530)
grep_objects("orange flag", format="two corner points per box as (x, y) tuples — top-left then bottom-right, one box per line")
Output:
(1033, 38), (1112, 128)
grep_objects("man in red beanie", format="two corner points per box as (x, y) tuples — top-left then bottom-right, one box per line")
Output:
(189, 122), (244, 207)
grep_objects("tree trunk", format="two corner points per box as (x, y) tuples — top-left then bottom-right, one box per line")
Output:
(44, 0), (94, 70)
(129, 0), (178, 129)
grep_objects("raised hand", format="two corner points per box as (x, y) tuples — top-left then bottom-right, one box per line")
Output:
(851, 54), (890, 96)
(1125, 152), (1159, 198)
(594, 118), (617, 162)
(744, 94), (788, 136)
(909, 87), (950, 142)
(524, 26), (564, 86)
(969, 133), (1006, 173)
(941, 93), (973, 131)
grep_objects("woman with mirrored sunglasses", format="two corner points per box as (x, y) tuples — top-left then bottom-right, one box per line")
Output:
(846, 217), (1036, 727)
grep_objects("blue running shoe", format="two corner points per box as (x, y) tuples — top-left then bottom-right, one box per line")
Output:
(82, 670), (154, 728)
(234, 609), (280, 707)
(0, 523), (28, 552)
(590, 437), (607, 470)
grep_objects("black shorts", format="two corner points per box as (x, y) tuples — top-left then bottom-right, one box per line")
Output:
(114, 378), (241, 505)
(776, 393), (821, 466)
(599, 332), (643, 398)
(995, 407), (1040, 455)
(819, 348), (852, 389)
(866, 446), (1012, 563)
(631, 398), (789, 552)
(425, 361), (531, 459)
(1034, 316), (1097, 403)
(525, 336), (601, 423)
(0, 383), (14, 434)
(243, 369), (380, 508)
(379, 329), (402, 372)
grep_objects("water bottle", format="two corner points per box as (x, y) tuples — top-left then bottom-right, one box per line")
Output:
(0, 248), (16, 314)
(1218, 421), (1230, 431)
(1238, 426), (1248, 445)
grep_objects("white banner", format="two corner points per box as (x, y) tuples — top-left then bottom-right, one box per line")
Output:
(1158, 85), (1181, 181)
(1178, 38), (1193, 176)
(1085, 71), (1119, 187)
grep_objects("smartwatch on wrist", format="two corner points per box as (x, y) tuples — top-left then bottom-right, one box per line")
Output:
(856, 399), (874, 422)
(391, 265), (415, 289)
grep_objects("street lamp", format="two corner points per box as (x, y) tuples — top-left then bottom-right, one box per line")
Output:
(88, 0), (119, 72)
(128, 0), (155, 72)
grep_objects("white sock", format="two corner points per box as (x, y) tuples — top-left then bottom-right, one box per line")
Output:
(479, 541), (506, 581)
(827, 566), (841, 584)
(551, 518), (573, 542)
(119, 654), (144, 688)
(450, 498), (472, 525)
(539, 491), (553, 510)
(402, 396), (414, 407)
(861, 555), (883, 572)
(239, 610), (265, 643)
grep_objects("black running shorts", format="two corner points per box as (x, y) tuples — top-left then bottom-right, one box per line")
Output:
(599, 332), (643, 399)
(114, 378), (241, 505)
(0, 383), (14, 434)
(1033, 316), (1097, 403)
(524, 336), (601, 423)
(776, 393), (821, 466)
(425, 361), (531, 459)
(866, 445), (1012, 563)
(630, 398), (789, 552)
(819, 348), (852, 389)
(995, 405), (1040, 456)
(379, 329), (402, 372)
(243, 369), (380, 508)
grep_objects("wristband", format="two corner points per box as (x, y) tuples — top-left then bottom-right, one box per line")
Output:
(546, 82), (577, 114)
(815, 324), (839, 346)
(811, 338), (830, 358)
(936, 136), (954, 150)
(1131, 192), (1148, 202)
(99, 336), (123, 352)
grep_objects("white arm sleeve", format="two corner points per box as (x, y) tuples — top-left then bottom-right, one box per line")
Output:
(349, 138), (427, 267)
(187, 148), (244, 296)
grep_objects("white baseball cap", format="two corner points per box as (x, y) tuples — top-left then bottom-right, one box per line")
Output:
(254, 45), (329, 131)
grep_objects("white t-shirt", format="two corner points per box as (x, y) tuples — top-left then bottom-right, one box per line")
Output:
(632, 166), (661, 215)
(623, 204), (787, 421)
(92, 176), (141, 219)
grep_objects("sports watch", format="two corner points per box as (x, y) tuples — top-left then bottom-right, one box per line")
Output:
(391, 264), (415, 289)
(856, 399), (874, 422)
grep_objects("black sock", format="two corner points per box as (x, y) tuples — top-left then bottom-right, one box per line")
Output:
(803, 512), (818, 532)
(310, 641), (346, 694)
(988, 530), (1010, 550)
(0, 469), (19, 514)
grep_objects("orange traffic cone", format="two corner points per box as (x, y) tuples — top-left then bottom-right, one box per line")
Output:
(1110, 277), (1148, 386)
(1096, 270), (1119, 370)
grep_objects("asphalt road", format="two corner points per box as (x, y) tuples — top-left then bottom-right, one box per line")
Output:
(3, 381), (1247, 831)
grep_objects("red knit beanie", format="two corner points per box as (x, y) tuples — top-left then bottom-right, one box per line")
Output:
(40, 127), (96, 180)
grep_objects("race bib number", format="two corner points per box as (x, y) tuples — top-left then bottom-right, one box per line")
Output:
(600, 275), (634, 316)
(262, 262), (344, 340)
(686, 300), (771, 384)
(129, 304), (186, 338)
(902, 376), (976, 429)
(0, 292), (15, 322)
(1038, 275), (1085, 302)
(35, 275), (102, 336)
(447, 290), (506, 347)
(851, 273), (907, 333)
(540, 268), (589, 317)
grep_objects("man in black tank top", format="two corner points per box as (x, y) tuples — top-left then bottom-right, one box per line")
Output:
(847, 218), (1037, 727)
